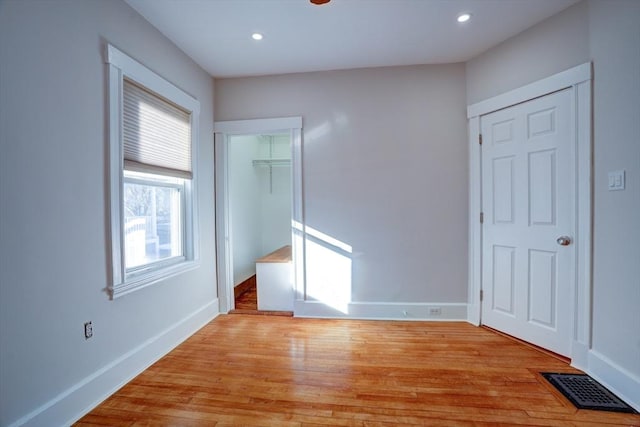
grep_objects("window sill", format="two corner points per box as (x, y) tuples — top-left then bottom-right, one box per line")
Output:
(111, 260), (199, 299)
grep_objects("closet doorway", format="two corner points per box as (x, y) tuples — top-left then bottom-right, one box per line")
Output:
(214, 117), (303, 314)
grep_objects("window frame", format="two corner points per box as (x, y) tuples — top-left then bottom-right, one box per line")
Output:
(106, 44), (200, 298)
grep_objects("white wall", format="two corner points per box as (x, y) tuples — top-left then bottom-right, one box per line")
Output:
(466, 1), (589, 105)
(465, 0), (640, 408)
(587, 0), (640, 398)
(0, 1), (217, 425)
(215, 64), (468, 318)
(229, 135), (262, 285)
(228, 134), (292, 286)
(257, 134), (292, 255)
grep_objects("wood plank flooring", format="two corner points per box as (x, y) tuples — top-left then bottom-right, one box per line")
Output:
(76, 315), (640, 426)
(233, 282), (258, 310)
(233, 276), (257, 301)
(231, 281), (293, 317)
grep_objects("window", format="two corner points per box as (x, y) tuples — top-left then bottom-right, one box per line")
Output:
(107, 45), (200, 298)
(123, 171), (183, 270)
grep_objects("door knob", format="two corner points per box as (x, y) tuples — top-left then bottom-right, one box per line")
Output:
(556, 236), (572, 246)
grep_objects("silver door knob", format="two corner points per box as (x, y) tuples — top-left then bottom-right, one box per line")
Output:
(556, 236), (572, 246)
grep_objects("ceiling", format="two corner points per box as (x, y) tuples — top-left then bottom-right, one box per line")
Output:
(125, 0), (580, 78)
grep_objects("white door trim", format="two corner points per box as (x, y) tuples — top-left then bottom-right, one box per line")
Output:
(466, 63), (592, 365)
(214, 117), (303, 313)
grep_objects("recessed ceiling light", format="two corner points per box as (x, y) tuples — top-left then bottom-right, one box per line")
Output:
(251, 33), (263, 41)
(457, 13), (471, 23)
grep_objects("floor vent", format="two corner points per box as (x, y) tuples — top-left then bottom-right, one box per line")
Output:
(541, 373), (637, 413)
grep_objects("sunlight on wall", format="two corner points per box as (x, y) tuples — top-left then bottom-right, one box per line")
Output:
(305, 121), (331, 142)
(292, 221), (352, 314)
(304, 112), (349, 144)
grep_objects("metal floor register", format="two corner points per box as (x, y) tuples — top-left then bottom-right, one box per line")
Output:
(541, 372), (637, 414)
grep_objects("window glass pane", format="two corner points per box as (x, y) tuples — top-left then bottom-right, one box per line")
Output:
(124, 177), (183, 269)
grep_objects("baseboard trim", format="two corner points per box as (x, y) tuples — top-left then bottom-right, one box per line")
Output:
(586, 350), (640, 412)
(10, 299), (219, 427)
(294, 301), (467, 321)
(569, 340), (589, 372)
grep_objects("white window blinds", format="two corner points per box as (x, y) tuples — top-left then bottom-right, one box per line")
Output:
(123, 79), (192, 179)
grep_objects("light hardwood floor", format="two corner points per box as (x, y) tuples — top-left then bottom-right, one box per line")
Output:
(233, 282), (258, 310)
(231, 280), (293, 317)
(76, 315), (640, 426)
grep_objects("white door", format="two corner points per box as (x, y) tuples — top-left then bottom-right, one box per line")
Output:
(481, 89), (575, 357)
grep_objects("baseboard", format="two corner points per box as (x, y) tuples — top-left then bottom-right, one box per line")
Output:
(466, 301), (480, 326)
(569, 340), (589, 372)
(586, 350), (640, 412)
(294, 300), (467, 321)
(10, 299), (219, 427)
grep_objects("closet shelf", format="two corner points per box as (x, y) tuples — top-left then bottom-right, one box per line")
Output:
(252, 159), (291, 167)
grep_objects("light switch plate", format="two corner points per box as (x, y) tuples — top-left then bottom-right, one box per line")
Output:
(608, 170), (625, 191)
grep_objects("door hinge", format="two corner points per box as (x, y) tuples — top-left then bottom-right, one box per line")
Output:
(480, 212), (484, 224)
(479, 134), (483, 145)
(480, 290), (484, 301)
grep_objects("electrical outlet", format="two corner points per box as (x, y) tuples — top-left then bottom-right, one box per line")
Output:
(84, 321), (93, 339)
(429, 307), (442, 316)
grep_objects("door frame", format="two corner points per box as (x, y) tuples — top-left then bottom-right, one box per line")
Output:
(466, 63), (592, 366)
(214, 117), (303, 313)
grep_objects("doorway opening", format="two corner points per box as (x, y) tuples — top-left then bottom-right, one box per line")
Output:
(214, 117), (303, 314)
(228, 133), (292, 312)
